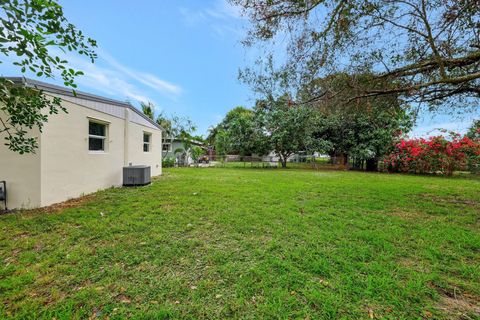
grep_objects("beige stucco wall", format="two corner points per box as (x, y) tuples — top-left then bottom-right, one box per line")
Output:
(1, 98), (162, 209)
(0, 112), (42, 209)
(40, 99), (127, 207)
(125, 109), (162, 176)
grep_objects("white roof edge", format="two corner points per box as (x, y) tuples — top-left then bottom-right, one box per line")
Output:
(3, 76), (164, 131)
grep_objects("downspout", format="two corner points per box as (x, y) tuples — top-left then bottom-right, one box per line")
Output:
(124, 108), (130, 166)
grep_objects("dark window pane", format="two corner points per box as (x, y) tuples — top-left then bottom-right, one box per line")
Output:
(163, 144), (170, 151)
(89, 137), (104, 151)
(143, 143), (149, 152)
(89, 122), (105, 136)
(143, 133), (150, 143)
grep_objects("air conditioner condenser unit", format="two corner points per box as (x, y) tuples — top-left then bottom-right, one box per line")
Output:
(123, 165), (151, 186)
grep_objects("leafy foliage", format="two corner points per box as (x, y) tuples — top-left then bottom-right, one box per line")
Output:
(209, 106), (268, 157)
(307, 73), (414, 170)
(0, 78), (66, 153)
(162, 156), (175, 168)
(466, 119), (480, 140)
(0, 0), (97, 153)
(233, 0), (480, 110)
(189, 146), (203, 162)
(140, 101), (155, 121)
(384, 131), (480, 175)
(140, 101), (197, 158)
(212, 76), (412, 170)
(255, 96), (325, 167)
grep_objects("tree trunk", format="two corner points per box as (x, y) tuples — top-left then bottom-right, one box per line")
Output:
(351, 157), (363, 170)
(366, 158), (378, 172)
(281, 155), (287, 168)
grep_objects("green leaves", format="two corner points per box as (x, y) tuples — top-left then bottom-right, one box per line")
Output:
(234, 0), (480, 109)
(0, 78), (65, 153)
(209, 106), (273, 157)
(0, 0), (97, 153)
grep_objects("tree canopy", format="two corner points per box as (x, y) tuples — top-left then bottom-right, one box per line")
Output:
(0, 0), (97, 153)
(466, 119), (480, 140)
(304, 73), (414, 169)
(208, 106), (268, 157)
(255, 96), (325, 167)
(213, 73), (413, 169)
(140, 101), (197, 158)
(232, 0), (480, 110)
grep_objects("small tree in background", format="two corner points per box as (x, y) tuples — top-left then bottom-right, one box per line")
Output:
(209, 107), (262, 156)
(466, 120), (480, 140)
(141, 101), (197, 159)
(141, 101), (155, 121)
(190, 146), (203, 163)
(255, 96), (324, 168)
(0, 0), (97, 154)
(465, 120), (480, 173)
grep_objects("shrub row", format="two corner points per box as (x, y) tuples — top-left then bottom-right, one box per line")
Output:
(383, 132), (480, 175)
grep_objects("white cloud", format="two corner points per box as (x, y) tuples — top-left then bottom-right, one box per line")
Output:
(46, 47), (181, 109)
(179, 0), (245, 38)
(212, 0), (243, 19)
(410, 120), (473, 138)
(95, 49), (182, 98)
(179, 7), (208, 26)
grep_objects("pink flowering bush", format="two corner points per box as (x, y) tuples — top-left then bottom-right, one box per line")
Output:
(383, 131), (480, 175)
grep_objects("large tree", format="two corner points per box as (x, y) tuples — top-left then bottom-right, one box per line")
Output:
(232, 0), (480, 110)
(209, 106), (268, 157)
(255, 96), (326, 167)
(303, 73), (414, 170)
(0, 0), (97, 153)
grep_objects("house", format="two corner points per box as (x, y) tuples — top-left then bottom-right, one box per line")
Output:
(163, 138), (204, 166)
(0, 77), (163, 209)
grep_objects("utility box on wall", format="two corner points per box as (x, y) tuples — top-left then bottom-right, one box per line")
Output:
(123, 165), (151, 186)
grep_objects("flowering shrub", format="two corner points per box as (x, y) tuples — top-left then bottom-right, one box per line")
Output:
(383, 132), (480, 175)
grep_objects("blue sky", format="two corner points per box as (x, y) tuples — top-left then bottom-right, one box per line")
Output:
(1, 0), (477, 137)
(3, 0), (253, 136)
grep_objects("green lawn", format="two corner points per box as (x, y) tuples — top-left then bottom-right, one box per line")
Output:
(1, 168), (479, 319)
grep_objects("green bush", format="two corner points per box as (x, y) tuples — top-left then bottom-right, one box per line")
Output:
(162, 157), (175, 168)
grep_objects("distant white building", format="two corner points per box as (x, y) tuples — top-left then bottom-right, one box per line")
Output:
(162, 138), (204, 166)
(0, 78), (163, 209)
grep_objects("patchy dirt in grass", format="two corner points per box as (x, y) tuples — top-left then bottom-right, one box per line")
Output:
(1, 193), (98, 217)
(437, 295), (480, 319)
(432, 285), (480, 319)
(419, 194), (479, 208)
(387, 209), (422, 219)
(12, 231), (30, 240)
(40, 194), (98, 214)
(116, 294), (132, 304)
(398, 257), (431, 273)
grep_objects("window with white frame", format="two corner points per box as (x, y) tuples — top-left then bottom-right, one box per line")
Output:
(162, 143), (171, 152)
(143, 132), (151, 152)
(88, 120), (107, 151)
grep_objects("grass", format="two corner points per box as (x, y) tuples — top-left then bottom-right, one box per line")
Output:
(0, 167), (479, 319)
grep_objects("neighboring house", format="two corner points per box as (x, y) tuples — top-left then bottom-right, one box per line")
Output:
(0, 77), (163, 209)
(163, 138), (204, 166)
